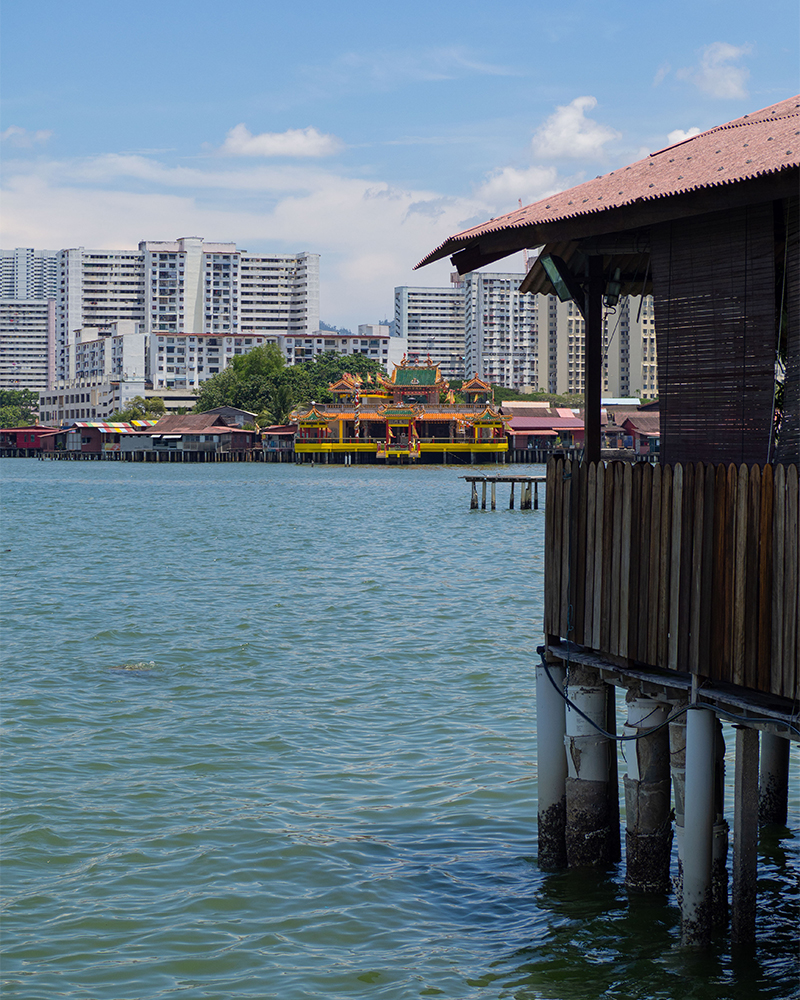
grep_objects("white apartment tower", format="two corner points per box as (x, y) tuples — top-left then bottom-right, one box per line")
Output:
(548, 294), (658, 399)
(0, 299), (56, 391)
(401, 266), (659, 398)
(463, 272), (540, 389)
(1, 248), (58, 299)
(53, 238), (320, 382)
(0, 249), (58, 391)
(394, 281), (465, 378)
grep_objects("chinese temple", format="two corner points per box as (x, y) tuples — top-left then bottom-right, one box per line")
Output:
(293, 359), (509, 463)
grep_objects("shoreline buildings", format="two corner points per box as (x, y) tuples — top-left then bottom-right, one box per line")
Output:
(396, 269), (657, 398)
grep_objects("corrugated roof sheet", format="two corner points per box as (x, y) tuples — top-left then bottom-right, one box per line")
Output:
(417, 96), (800, 269)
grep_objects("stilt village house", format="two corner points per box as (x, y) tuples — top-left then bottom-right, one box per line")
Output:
(293, 359), (509, 462)
(419, 96), (799, 948)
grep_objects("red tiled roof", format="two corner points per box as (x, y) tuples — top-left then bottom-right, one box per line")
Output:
(417, 96), (800, 269)
(147, 414), (236, 434)
(622, 413), (661, 434)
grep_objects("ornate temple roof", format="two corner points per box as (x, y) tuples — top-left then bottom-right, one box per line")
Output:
(389, 358), (446, 387)
(460, 376), (493, 394)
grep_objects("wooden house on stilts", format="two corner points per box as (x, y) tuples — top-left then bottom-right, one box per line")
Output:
(418, 96), (799, 947)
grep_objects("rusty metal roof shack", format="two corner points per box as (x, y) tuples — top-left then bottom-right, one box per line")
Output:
(418, 96), (800, 467)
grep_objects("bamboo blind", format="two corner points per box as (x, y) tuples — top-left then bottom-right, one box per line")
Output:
(651, 204), (776, 466)
(776, 196), (799, 463)
(544, 458), (799, 701)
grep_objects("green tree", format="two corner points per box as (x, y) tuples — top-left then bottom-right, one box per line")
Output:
(192, 348), (385, 423)
(110, 396), (167, 422)
(0, 389), (38, 425)
(0, 389), (39, 412)
(0, 405), (32, 428)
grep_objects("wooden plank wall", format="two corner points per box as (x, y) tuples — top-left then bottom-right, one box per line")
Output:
(544, 459), (799, 701)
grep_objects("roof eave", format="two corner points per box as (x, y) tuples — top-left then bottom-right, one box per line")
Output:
(417, 168), (798, 274)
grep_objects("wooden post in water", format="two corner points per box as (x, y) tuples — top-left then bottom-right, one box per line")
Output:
(491, 482), (496, 510)
(470, 482), (479, 509)
(509, 481), (515, 510)
(534, 481), (539, 510)
(481, 481), (487, 510)
(732, 726), (759, 944)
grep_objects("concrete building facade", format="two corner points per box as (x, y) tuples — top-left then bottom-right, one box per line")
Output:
(277, 325), (406, 371)
(0, 299), (56, 391)
(463, 272), (540, 389)
(1, 248), (58, 300)
(51, 239), (320, 382)
(402, 266), (658, 398)
(549, 294), (658, 399)
(394, 282), (465, 378)
(1, 249), (59, 391)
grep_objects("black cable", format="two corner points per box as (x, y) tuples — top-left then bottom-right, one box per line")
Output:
(536, 647), (800, 741)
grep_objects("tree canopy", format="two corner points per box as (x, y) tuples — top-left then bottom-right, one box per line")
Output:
(0, 389), (39, 427)
(109, 396), (167, 422)
(193, 349), (385, 425)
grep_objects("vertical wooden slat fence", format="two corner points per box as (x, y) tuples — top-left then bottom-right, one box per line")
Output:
(544, 458), (799, 700)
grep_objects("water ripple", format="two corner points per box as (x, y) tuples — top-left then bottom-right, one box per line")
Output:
(1, 462), (797, 999)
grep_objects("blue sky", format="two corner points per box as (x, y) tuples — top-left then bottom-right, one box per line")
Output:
(1, 0), (797, 329)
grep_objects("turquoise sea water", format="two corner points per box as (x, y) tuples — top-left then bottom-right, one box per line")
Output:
(1, 461), (798, 1000)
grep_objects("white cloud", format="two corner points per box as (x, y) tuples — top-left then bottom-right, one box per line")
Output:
(336, 46), (516, 86)
(474, 165), (562, 210)
(219, 124), (343, 158)
(667, 126), (702, 144)
(1, 126), (52, 148)
(653, 63), (671, 87)
(0, 154), (487, 329)
(531, 96), (620, 160)
(677, 42), (751, 99)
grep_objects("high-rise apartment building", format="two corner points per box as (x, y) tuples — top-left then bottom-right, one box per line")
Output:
(0, 299), (56, 391)
(396, 268), (658, 397)
(463, 272), (540, 389)
(53, 238), (319, 382)
(0, 249), (58, 391)
(394, 281), (465, 378)
(548, 294), (658, 399)
(1, 248), (58, 300)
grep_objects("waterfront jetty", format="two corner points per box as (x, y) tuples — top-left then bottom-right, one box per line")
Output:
(461, 474), (546, 510)
(419, 96), (799, 948)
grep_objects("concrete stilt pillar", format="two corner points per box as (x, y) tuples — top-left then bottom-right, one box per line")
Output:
(564, 665), (618, 867)
(536, 660), (567, 869)
(669, 713), (687, 901)
(623, 691), (672, 892)
(470, 482), (478, 509)
(712, 720), (729, 927)
(732, 726), (759, 944)
(681, 706), (716, 946)
(759, 732), (790, 826)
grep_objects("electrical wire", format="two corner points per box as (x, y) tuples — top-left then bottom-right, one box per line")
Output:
(536, 647), (800, 740)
